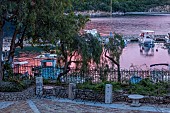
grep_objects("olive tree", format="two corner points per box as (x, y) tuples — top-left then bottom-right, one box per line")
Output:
(104, 33), (125, 82)
(29, 0), (103, 81)
(0, 0), (103, 81)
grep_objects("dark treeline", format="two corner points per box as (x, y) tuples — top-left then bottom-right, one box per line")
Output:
(71, 0), (170, 12)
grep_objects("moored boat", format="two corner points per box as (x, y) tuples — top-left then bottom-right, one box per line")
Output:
(165, 33), (170, 45)
(138, 30), (155, 48)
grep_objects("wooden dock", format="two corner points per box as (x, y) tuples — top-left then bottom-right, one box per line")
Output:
(123, 35), (167, 42)
(101, 34), (168, 44)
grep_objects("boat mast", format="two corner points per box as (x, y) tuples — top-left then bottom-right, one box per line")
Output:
(110, 0), (113, 37)
(110, 0), (112, 18)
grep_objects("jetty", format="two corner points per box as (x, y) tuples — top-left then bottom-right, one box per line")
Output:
(101, 35), (167, 42)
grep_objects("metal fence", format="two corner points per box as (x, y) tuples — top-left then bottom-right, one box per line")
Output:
(12, 65), (170, 83)
(63, 69), (170, 83)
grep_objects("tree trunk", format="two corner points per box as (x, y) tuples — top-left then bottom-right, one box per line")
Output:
(56, 44), (76, 82)
(0, 27), (3, 81)
(7, 29), (18, 63)
(57, 66), (70, 82)
(117, 64), (121, 82)
(104, 50), (121, 82)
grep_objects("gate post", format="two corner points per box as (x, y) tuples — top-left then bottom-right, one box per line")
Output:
(36, 76), (43, 96)
(105, 84), (113, 104)
(68, 83), (76, 99)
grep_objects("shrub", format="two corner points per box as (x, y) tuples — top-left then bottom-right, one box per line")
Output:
(128, 79), (168, 96)
(43, 79), (50, 85)
(77, 81), (122, 92)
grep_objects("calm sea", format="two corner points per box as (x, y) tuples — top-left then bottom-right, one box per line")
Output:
(85, 15), (170, 69)
(85, 15), (170, 36)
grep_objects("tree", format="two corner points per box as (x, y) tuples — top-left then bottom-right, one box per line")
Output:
(0, 0), (102, 81)
(0, 0), (73, 80)
(0, 0), (7, 80)
(0, 0), (37, 64)
(55, 33), (102, 81)
(104, 33), (125, 82)
(28, 0), (102, 81)
(0, 22), (3, 80)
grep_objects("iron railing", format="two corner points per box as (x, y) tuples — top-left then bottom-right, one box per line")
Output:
(12, 65), (170, 83)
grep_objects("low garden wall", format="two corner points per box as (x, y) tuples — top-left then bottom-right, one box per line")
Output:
(0, 86), (35, 101)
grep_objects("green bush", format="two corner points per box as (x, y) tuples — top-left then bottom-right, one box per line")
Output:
(77, 81), (123, 92)
(128, 79), (169, 96)
(76, 79), (169, 96)
(43, 79), (50, 85)
(77, 82), (94, 90)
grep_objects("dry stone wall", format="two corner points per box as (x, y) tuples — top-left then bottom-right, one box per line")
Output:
(0, 86), (35, 101)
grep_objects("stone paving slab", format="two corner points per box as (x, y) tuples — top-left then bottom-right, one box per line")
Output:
(0, 102), (14, 109)
(27, 100), (40, 113)
(0, 98), (169, 113)
(0, 101), (34, 113)
(52, 98), (170, 113)
(32, 99), (159, 113)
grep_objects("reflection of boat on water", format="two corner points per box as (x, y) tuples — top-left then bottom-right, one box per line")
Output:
(150, 63), (170, 82)
(140, 46), (154, 56)
(164, 33), (170, 54)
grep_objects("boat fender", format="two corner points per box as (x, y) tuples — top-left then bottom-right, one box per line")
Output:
(140, 33), (144, 37)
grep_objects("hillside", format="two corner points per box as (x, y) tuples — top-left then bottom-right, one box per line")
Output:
(71, 0), (170, 12)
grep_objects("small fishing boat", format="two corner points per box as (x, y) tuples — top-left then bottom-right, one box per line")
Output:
(139, 30), (155, 48)
(139, 30), (155, 56)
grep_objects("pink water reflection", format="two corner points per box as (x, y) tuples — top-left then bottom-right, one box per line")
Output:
(120, 43), (170, 69)
(14, 15), (170, 71)
(85, 15), (170, 36)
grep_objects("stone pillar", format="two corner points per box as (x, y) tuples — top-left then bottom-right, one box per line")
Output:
(68, 83), (76, 99)
(105, 84), (113, 104)
(36, 77), (43, 96)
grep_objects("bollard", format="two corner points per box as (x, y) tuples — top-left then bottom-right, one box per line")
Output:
(36, 76), (43, 96)
(68, 83), (76, 99)
(105, 84), (113, 104)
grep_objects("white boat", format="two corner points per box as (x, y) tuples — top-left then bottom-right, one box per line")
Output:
(84, 29), (105, 44)
(138, 30), (155, 48)
(165, 33), (170, 45)
(84, 29), (99, 37)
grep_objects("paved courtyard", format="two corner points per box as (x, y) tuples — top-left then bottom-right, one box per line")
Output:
(0, 97), (170, 113)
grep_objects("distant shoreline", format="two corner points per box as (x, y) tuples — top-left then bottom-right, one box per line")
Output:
(75, 11), (170, 18)
(125, 12), (170, 16)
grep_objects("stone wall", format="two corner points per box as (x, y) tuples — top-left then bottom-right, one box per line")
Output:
(0, 86), (35, 101)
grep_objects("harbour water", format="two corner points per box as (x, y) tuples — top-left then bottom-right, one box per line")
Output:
(85, 15), (170, 69)
(120, 43), (170, 69)
(85, 15), (170, 36)
(12, 15), (170, 70)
